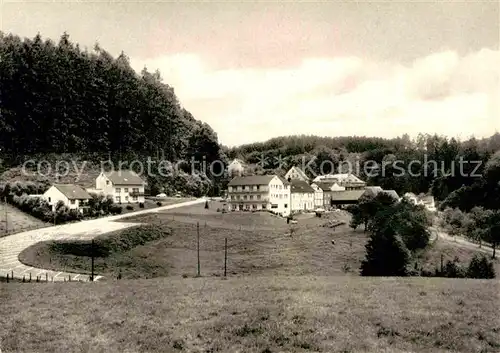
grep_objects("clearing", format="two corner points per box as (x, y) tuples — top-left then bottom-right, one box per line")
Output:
(18, 201), (500, 279)
(0, 276), (499, 353)
(0, 202), (49, 237)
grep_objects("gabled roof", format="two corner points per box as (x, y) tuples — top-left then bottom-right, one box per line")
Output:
(364, 186), (383, 197)
(290, 180), (315, 193)
(103, 170), (145, 185)
(286, 166), (309, 180)
(381, 190), (400, 200)
(53, 184), (91, 200)
(313, 173), (364, 183)
(330, 190), (366, 201)
(312, 182), (337, 192)
(228, 175), (274, 186)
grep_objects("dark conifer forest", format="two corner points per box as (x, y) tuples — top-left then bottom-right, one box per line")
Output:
(0, 32), (220, 164)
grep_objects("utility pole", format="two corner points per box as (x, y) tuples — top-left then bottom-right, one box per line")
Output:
(197, 222), (200, 277)
(224, 238), (227, 277)
(90, 239), (95, 281)
(5, 197), (8, 234)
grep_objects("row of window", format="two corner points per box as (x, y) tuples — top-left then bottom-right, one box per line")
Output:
(115, 188), (140, 193)
(116, 196), (138, 202)
(231, 194), (264, 200)
(228, 184), (289, 192)
(231, 203), (287, 210)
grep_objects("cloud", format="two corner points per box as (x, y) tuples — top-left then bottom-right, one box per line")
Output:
(130, 48), (500, 146)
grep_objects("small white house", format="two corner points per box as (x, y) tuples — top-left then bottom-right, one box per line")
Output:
(94, 170), (146, 204)
(43, 184), (91, 213)
(227, 159), (245, 177)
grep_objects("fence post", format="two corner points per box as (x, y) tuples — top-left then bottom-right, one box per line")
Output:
(45, 273), (48, 282)
(22, 275), (25, 282)
(440, 254), (444, 274)
(6, 273), (9, 283)
(197, 222), (200, 277)
(29, 273), (31, 282)
(11, 270), (13, 279)
(224, 238), (227, 277)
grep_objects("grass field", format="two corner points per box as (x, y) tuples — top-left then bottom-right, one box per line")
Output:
(1, 276), (499, 353)
(18, 201), (500, 280)
(0, 202), (49, 236)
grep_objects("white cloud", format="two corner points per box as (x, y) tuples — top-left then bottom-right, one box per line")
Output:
(131, 49), (500, 146)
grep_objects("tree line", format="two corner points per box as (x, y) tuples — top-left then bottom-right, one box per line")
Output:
(0, 32), (222, 169)
(347, 193), (495, 279)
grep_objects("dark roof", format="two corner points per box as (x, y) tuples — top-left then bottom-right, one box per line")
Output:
(104, 170), (145, 185)
(290, 180), (315, 193)
(381, 190), (400, 200)
(312, 182), (337, 191)
(330, 190), (366, 201)
(228, 175), (274, 186)
(277, 175), (291, 185)
(54, 184), (91, 200)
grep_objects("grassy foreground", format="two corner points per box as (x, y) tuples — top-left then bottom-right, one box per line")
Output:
(1, 276), (499, 353)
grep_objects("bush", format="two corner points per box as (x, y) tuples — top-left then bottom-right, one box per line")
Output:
(216, 208), (220, 212)
(467, 254), (496, 279)
(109, 205), (122, 215)
(139, 202), (145, 208)
(157, 201), (162, 206)
(126, 205), (134, 210)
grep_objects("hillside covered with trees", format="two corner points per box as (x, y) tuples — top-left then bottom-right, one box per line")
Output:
(0, 32), (225, 195)
(228, 133), (500, 211)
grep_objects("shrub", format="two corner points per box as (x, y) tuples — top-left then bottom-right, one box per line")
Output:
(441, 258), (466, 278)
(216, 208), (220, 212)
(467, 254), (496, 279)
(139, 202), (145, 208)
(126, 205), (134, 210)
(109, 205), (122, 215)
(157, 201), (162, 206)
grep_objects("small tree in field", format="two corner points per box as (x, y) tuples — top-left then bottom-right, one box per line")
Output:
(467, 254), (496, 279)
(360, 228), (411, 277)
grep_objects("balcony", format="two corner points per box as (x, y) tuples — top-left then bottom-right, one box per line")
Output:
(229, 189), (269, 194)
(229, 198), (270, 203)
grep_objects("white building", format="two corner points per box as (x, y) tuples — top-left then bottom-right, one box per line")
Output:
(227, 159), (245, 177)
(289, 180), (315, 212)
(94, 170), (146, 204)
(227, 175), (291, 216)
(43, 184), (91, 213)
(312, 173), (366, 190)
(403, 193), (436, 212)
(284, 166), (309, 182)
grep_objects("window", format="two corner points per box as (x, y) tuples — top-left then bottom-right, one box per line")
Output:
(125, 196), (129, 201)
(250, 195), (254, 200)
(237, 195), (241, 200)
(262, 204), (267, 209)
(243, 195), (248, 200)
(257, 195), (261, 200)
(133, 188), (139, 193)
(279, 185), (282, 189)
(124, 188), (129, 192)
(116, 188), (121, 193)
(256, 185), (260, 190)
(271, 204), (278, 209)
(228, 186), (233, 192)
(116, 196), (121, 202)
(252, 204), (257, 209)
(106, 181), (109, 185)
(48, 197), (51, 202)
(231, 195), (235, 200)
(132, 196), (138, 201)
(70, 200), (75, 205)
(284, 204), (288, 208)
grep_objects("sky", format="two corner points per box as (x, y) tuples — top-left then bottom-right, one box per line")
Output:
(2, 1), (500, 147)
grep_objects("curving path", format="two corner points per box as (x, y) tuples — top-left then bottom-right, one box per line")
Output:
(0, 198), (206, 282)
